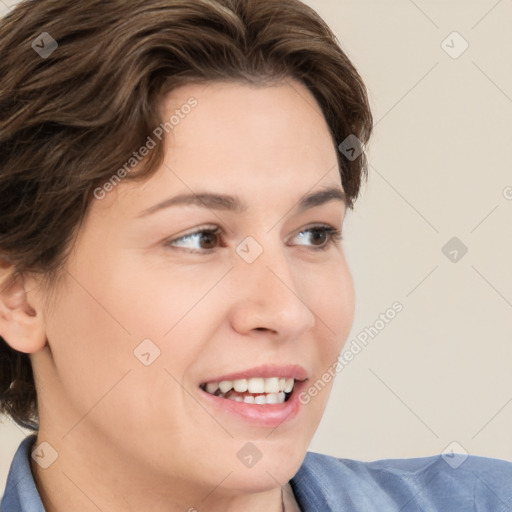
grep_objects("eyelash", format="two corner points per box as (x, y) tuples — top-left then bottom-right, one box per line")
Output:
(164, 224), (343, 254)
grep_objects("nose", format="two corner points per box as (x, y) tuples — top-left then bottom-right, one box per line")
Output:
(228, 243), (316, 340)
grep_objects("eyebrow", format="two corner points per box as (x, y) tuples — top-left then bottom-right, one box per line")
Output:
(137, 185), (346, 217)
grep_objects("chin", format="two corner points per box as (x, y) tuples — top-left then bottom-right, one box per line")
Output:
(218, 436), (310, 493)
(221, 458), (304, 494)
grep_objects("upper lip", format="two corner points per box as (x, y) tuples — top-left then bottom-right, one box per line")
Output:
(200, 364), (308, 384)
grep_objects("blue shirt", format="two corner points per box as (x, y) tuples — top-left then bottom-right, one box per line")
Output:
(2, 434), (512, 511)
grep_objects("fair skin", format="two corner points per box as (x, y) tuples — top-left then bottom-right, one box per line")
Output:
(0, 79), (355, 512)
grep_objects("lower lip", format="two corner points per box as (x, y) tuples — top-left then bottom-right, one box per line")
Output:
(199, 381), (306, 428)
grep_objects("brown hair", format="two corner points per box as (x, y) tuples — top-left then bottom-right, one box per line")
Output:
(0, 0), (372, 430)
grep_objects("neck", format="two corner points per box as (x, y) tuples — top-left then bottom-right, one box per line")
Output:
(30, 427), (286, 512)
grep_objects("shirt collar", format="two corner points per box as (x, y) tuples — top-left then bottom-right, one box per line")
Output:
(1, 434), (46, 512)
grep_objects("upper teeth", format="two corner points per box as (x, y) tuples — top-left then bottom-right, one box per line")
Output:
(205, 377), (294, 395)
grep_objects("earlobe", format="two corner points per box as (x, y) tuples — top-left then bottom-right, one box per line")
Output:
(0, 272), (47, 354)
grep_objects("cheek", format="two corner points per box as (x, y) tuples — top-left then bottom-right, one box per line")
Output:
(43, 267), (200, 445)
(303, 256), (355, 355)
(102, 251), (230, 339)
(44, 278), (134, 410)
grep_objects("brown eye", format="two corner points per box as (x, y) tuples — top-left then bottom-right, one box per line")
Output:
(293, 226), (342, 251)
(197, 231), (219, 249)
(165, 228), (222, 252)
(309, 229), (328, 246)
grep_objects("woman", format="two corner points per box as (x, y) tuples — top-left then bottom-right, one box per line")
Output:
(0, 1), (510, 511)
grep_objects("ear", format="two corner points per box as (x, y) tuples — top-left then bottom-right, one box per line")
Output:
(0, 268), (47, 354)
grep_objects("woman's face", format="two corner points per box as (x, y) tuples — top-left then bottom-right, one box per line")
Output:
(33, 80), (355, 498)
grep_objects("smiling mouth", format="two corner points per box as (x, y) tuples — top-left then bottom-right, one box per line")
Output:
(200, 377), (295, 405)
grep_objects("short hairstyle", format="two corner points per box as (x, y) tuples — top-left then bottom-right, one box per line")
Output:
(0, 0), (373, 430)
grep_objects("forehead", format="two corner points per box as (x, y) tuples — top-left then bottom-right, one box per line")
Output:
(98, 79), (342, 217)
(163, 78), (336, 155)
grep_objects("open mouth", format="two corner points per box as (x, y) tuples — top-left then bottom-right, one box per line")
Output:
(200, 377), (295, 405)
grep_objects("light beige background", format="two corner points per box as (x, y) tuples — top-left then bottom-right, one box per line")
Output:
(1, 0), (511, 496)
